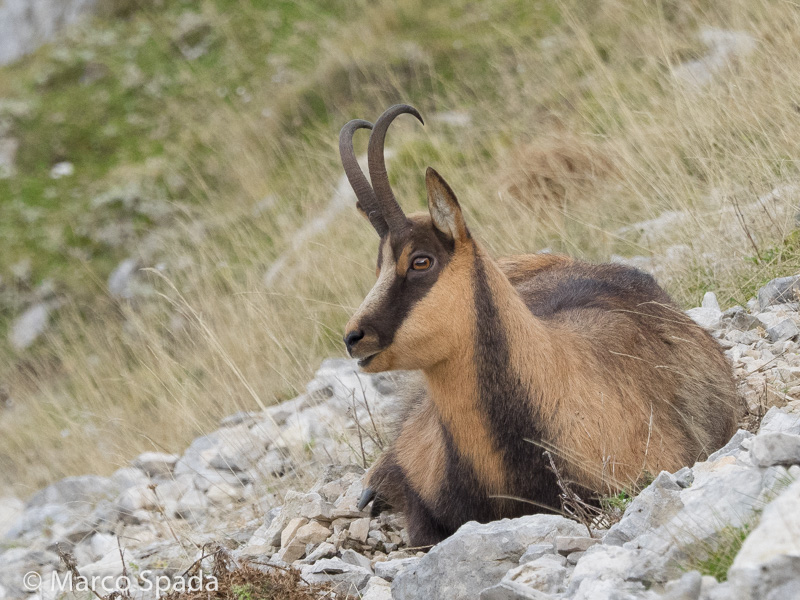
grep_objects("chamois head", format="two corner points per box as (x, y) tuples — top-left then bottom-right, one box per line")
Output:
(340, 105), (474, 372)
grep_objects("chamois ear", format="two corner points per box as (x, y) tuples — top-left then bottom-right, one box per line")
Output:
(426, 167), (468, 244)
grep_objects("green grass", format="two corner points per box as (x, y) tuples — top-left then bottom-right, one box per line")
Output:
(688, 522), (753, 582)
(3, 0), (800, 492)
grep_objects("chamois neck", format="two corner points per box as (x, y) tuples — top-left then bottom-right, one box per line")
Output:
(419, 245), (564, 494)
(424, 245), (557, 387)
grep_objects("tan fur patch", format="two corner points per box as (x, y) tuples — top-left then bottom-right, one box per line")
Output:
(497, 254), (573, 283)
(395, 400), (446, 504)
(394, 242), (508, 493)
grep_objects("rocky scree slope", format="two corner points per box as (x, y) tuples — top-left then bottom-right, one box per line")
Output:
(2, 277), (800, 599)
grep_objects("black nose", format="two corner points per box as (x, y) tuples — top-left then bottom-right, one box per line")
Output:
(344, 329), (365, 354)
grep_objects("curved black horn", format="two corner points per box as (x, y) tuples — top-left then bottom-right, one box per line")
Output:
(339, 119), (389, 237)
(368, 104), (424, 234)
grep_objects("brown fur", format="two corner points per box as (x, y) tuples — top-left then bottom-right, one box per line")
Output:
(345, 167), (738, 546)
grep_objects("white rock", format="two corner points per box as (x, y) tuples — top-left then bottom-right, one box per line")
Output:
(686, 306), (722, 329)
(49, 161), (74, 179)
(300, 558), (373, 595)
(766, 319), (799, 344)
(750, 432), (800, 467)
(0, 0), (98, 65)
(281, 517), (309, 548)
(501, 555), (568, 594)
(294, 521), (331, 545)
(393, 515), (586, 600)
(0, 136), (18, 178)
(729, 478), (800, 597)
(132, 452), (179, 478)
(0, 497), (24, 537)
(701, 291), (721, 312)
(302, 541), (337, 563)
(348, 517), (371, 543)
(341, 548), (373, 571)
(361, 577), (393, 600)
(9, 303), (50, 350)
(374, 557), (420, 581)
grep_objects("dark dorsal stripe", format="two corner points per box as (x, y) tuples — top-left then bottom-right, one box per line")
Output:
(471, 253), (561, 511)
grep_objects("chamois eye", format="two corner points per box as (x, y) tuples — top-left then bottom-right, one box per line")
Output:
(411, 256), (432, 271)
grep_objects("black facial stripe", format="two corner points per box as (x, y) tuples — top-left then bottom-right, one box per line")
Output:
(471, 253), (562, 510)
(371, 261), (438, 348)
(363, 221), (454, 348)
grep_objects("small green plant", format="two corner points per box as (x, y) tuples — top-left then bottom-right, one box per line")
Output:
(231, 584), (255, 600)
(601, 489), (632, 513)
(686, 522), (753, 582)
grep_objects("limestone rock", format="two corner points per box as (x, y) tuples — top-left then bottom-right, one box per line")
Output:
(132, 452), (179, 478)
(392, 515), (585, 600)
(300, 558), (372, 595)
(374, 557), (419, 581)
(766, 319), (799, 343)
(757, 275), (800, 310)
(749, 432), (800, 467)
(9, 303), (50, 350)
(361, 577), (393, 600)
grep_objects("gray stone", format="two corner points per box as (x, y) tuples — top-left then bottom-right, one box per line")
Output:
(749, 432), (800, 467)
(374, 557), (419, 581)
(480, 582), (554, 600)
(341, 548), (373, 571)
(728, 555), (800, 600)
(758, 275), (800, 310)
(302, 541), (336, 563)
(361, 577), (393, 600)
(624, 461), (768, 583)
(27, 475), (118, 509)
(0, 0), (99, 65)
(108, 258), (143, 300)
(673, 467), (695, 489)
(726, 307), (762, 331)
(660, 570), (702, 600)
(392, 515), (585, 600)
(348, 516), (370, 543)
(9, 303), (50, 350)
(496, 555), (568, 595)
(132, 452), (179, 478)
(604, 471), (683, 547)
(759, 407), (800, 435)
(686, 306), (722, 329)
(706, 429), (753, 461)
(730, 478), (800, 588)
(519, 543), (555, 564)
(294, 520), (331, 545)
(0, 137), (18, 178)
(0, 497), (24, 538)
(300, 558), (372, 595)
(555, 536), (599, 555)
(175, 488), (207, 518)
(110, 467), (149, 490)
(673, 27), (756, 87)
(766, 319), (799, 343)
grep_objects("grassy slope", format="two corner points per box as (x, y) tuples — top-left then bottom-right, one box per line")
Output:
(1, 0), (800, 493)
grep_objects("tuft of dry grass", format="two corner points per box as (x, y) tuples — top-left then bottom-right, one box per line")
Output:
(3, 0), (800, 493)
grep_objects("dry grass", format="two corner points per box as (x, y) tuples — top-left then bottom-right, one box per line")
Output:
(2, 0), (800, 493)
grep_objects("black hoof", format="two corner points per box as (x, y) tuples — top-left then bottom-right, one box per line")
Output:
(357, 487), (376, 511)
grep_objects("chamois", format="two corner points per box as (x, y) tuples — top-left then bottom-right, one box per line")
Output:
(339, 104), (738, 547)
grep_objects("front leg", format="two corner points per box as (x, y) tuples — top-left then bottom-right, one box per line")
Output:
(358, 448), (407, 515)
(404, 487), (451, 548)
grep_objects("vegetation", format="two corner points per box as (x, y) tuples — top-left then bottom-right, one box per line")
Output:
(687, 521), (753, 582)
(2, 0), (800, 493)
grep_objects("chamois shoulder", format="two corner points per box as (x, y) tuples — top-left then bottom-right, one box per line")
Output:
(498, 254), (673, 318)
